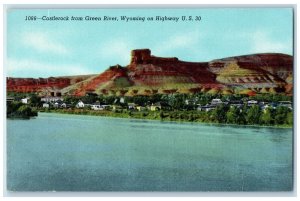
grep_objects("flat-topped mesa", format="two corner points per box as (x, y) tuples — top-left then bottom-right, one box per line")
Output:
(130, 49), (179, 65)
(7, 49), (293, 96)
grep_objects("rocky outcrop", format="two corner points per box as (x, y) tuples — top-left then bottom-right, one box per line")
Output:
(7, 75), (94, 94)
(71, 65), (132, 96)
(209, 53), (293, 82)
(7, 49), (293, 96)
(128, 49), (216, 86)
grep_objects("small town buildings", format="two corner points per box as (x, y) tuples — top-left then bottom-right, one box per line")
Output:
(247, 100), (258, 106)
(185, 99), (196, 105)
(91, 102), (102, 110)
(54, 100), (64, 108)
(6, 97), (15, 103)
(278, 101), (292, 109)
(229, 100), (243, 108)
(150, 102), (171, 111)
(60, 103), (67, 108)
(150, 103), (161, 111)
(261, 104), (272, 111)
(52, 101), (68, 108)
(41, 96), (63, 103)
(211, 99), (223, 105)
(42, 103), (50, 108)
(136, 106), (147, 111)
(128, 103), (137, 110)
(258, 101), (270, 110)
(197, 105), (216, 112)
(76, 100), (85, 108)
(91, 104), (110, 110)
(21, 97), (30, 104)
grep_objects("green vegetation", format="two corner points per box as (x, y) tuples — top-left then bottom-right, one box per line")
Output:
(7, 101), (38, 118)
(43, 103), (292, 127)
(8, 92), (293, 127)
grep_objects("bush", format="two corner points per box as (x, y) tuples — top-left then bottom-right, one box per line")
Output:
(246, 105), (261, 124)
(211, 104), (229, 123)
(286, 112), (293, 125)
(260, 108), (274, 125)
(188, 114), (194, 121)
(226, 107), (239, 124)
(16, 105), (37, 117)
(274, 106), (289, 125)
(159, 111), (164, 119)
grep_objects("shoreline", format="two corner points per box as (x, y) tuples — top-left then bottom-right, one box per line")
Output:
(39, 109), (293, 129)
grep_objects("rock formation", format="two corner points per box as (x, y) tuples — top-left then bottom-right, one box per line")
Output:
(7, 49), (293, 96)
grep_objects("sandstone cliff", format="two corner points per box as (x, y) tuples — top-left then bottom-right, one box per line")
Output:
(7, 49), (293, 96)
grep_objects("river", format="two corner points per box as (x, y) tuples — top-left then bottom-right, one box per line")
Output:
(6, 113), (293, 191)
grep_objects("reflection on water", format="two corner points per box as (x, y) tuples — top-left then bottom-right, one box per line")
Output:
(7, 113), (293, 191)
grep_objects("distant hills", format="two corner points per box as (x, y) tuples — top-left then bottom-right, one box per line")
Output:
(7, 49), (293, 96)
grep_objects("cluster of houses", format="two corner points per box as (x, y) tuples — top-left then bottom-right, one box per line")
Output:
(7, 95), (293, 112)
(38, 96), (173, 112)
(41, 97), (70, 109)
(41, 97), (293, 112)
(71, 100), (169, 112)
(197, 99), (293, 112)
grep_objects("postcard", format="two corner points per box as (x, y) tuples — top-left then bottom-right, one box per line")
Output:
(5, 7), (294, 192)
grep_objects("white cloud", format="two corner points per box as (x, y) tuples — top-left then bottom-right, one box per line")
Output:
(22, 32), (69, 55)
(98, 39), (133, 65)
(154, 31), (202, 56)
(7, 58), (93, 78)
(250, 31), (292, 54)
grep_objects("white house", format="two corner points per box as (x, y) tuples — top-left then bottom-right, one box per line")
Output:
(247, 100), (258, 106)
(211, 99), (222, 105)
(21, 97), (30, 104)
(42, 103), (50, 108)
(197, 105), (216, 112)
(41, 96), (63, 103)
(128, 103), (137, 110)
(91, 103), (102, 110)
(278, 101), (292, 109)
(76, 100), (85, 108)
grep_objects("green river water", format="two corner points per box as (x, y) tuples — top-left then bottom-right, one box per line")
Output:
(7, 112), (293, 191)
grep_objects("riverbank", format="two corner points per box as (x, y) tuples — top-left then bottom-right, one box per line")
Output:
(7, 102), (38, 119)
(40, 108), (293, 129)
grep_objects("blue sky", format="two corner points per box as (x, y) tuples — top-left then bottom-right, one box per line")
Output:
(7, 8), (293, 78)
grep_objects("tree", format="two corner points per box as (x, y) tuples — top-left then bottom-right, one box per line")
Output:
(16, 105), (37, 117)
(211, 104), (229, 123)
(103, 95), (117, 105)
(64, 96), (79, 105)
(131, 95), (148, 106)
(17, 105), (32, 116)
(81, 94), (98, 104)
(226, 106), (239, 124)
(274, 106), (289, 125)
(7, 101), (23, 115)
(159, 111), (164, 119)
(30, 93), (41, 107)
(286, 112), (293, 125)
(246, 105), (261, 124)
(260, 108), (274, 125)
